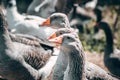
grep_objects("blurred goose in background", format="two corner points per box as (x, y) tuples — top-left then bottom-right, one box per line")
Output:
(55, 0), (93, 15)
(85, 0), (98, 9)
(6, 0), (46, 28)
(6, 0), (57, 42)
(27, 0), (44, 15)
(48, 30), (119, 80)
(27, 0), (57, 18)
(95, 21), (120, 77)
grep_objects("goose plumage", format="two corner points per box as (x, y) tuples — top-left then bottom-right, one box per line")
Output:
(48, 29), (119, 80)
(49, 33), (86, 80)
(0, 6), (38, 80)
(0, 7), (58, 80)
(6, 0), (57, 42)
(95, 21), (120, 77)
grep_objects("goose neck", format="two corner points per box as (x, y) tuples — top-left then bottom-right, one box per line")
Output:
(0, 12), (8, 36)
(7, 6), (18, 15)
(101, 23), (114, 52)
(0, 10), (13, 57)
(64, 45), (85, 80)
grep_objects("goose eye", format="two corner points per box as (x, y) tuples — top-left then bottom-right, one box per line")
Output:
(59, 32), (63, 35)
(66, 37), (70, 39)
(53, 16), (57, 19)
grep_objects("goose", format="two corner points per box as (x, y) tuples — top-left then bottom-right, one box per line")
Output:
(10, 33), (59, 80)
(27, 0), (44, 16)
(0, 7), (58, 80)
(85, 0), (98, 9)
(27, 0), (57, 18)
(95, 21), (120, 77)
(55, 0), (93, 15)
(49, 33), (86, 80)
(6, 0), (57, 42)
(41, 13), (71, 29)
(48, 30), (119, 80)
(10, 33), (56, 53)
(6, 0), (45, 28)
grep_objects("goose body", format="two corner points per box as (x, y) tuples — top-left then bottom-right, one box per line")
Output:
(0, 7), (38, 80)
(96, 21), (120, 77)
(0, 7), (58, 80)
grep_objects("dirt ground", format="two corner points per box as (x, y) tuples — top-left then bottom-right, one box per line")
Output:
(85, 51), (109, 71)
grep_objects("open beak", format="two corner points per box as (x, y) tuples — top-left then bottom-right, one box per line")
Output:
(41, 18), (51, 26)
(48, 36), (63, 47)
(48, 33), (57, 40)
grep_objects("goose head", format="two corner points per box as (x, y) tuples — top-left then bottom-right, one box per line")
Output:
(49, 32), (79, 48)
(48, 28), (72, 39)
(94, 22), (112, 35)
(95, 22), (110, 29)
(7, 0), (16, 8)
(41, 13), (71, 29)
(48, 28), (79, 47)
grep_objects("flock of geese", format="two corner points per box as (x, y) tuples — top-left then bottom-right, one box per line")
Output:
(0, 0), (120, 80)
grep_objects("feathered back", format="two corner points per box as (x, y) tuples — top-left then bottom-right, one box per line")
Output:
(0, 6), (7, 30)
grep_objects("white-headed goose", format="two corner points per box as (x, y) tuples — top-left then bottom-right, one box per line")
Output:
(41, 13), (71, 29)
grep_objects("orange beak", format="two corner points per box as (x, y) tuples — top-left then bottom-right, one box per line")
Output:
(41, 18), (51, 26)
(48, 36), (63, 47)
(48, 33), (57, 40)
